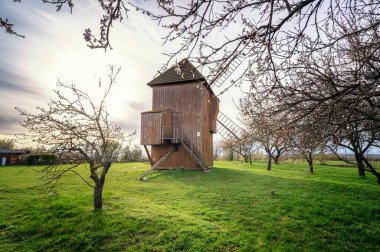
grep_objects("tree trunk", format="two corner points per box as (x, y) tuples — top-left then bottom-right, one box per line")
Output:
(267, 155), (272, 171)
(273, 155), (280, 164)
(309, 162), (314, 174)
(357, 163), (366, 177)
(367, 168), (380, 186)
(362, 157), (380, 186)
(354, 153), (366, 177)
(307, 152), (314, 174)
(228, 149), (234, 161)
(94, 179), (105, 210)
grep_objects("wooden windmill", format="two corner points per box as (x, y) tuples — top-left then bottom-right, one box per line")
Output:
(140, 58), (245, 180)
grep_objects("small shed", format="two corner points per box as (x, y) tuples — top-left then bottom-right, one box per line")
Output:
(0, 149), (29, 166)
(140, 59), (219, 179)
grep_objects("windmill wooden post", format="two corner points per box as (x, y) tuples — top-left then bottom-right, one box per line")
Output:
(140, 59), (219, 180)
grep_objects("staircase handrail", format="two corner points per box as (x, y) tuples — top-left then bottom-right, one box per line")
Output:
(179, 127), (206, 162)
(159, 125), (207, 166)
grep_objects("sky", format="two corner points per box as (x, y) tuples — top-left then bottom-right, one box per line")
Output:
(0, 1), (242, 146)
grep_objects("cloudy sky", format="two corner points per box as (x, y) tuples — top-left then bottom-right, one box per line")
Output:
(0, 1), (241, 144)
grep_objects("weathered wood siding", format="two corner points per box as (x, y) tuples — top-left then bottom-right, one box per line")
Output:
(201, 90), (217, 166)
(141, 112), (161, 145)
(160, 110), (173, 141)
(150, 81), (217, 169)
(141, 110), (173, 145)
(209, 94), (219, 133)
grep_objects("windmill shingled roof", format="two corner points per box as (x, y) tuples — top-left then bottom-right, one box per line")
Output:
(147, 59), (206, 86)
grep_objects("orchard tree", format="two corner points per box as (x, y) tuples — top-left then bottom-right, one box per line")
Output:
(290, 115), (327, 174)
(1, 0), (128, 50)
(327, 121), (380, 181)
(240, 94), (294, 169)
(258, 23), (380, 130)
(0, 138), (16, 149)
(130, 144), (143, 161)
(265, 25), (380, 181)
(133, 1), (380, 89)
(237, 18), (379, 179)
(240, 110), (292, 170)
(213, 140), (223, 160)
(15, 66), (135, 210)
(221, 142), (234, 161)
(220, 135), (256, 164)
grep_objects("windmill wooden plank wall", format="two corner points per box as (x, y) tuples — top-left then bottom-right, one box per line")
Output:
(140, 59), (219, 173)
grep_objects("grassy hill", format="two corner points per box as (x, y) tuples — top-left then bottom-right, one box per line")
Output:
(0, 161), (379, 251)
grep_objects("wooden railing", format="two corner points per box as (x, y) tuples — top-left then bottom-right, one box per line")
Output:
(160, 126), (207, 170)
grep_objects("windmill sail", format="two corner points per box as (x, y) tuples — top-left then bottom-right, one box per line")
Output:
(209, 56), (244, 88)
(216, 111), (245, 141)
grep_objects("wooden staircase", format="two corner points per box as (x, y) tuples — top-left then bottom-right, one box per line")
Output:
(140, 127), (209, 181)
(179, 132), (209, 171)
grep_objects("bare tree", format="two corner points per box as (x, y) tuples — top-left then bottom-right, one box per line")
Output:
(15, 66), (134, 210)
(290, 116), (326, 173)
(272, 25), (379, 181)
(327, 121), (380, 180)
(237, 18), (380, 178)
(240, 110), (292, 170)
(0, 138), (16, 149)
(221, 136), (255, 164)
(131, 1), (377, 90)
(259, 23), (380, 129)
(213, 140), (222, 161)
(221, 142), (234, 161)
(2, 0), (128, 50)
(120, 133), (136, 162)
(130, 144), (143, 161)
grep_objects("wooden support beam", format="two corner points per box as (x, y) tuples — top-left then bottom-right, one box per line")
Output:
(143, 145), (154, 166)
(140, 145), (177, 181)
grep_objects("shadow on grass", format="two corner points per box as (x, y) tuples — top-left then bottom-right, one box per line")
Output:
(321, 163), (355, 168)
(1, 195), (172, 251)
(144, 165), (379, 203)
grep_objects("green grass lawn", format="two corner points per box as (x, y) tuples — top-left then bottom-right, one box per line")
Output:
(0, 161), (379, 251)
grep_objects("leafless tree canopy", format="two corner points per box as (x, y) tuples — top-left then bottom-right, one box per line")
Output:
(289, 115), (327, 173)
(137, 1), (377, 82)
(0, 138), (16, 149)
(83, 0), (128, 50)
(15, 66), (134, 210)
(239, 108), (293, 170)
(2, 0), (128, 50)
